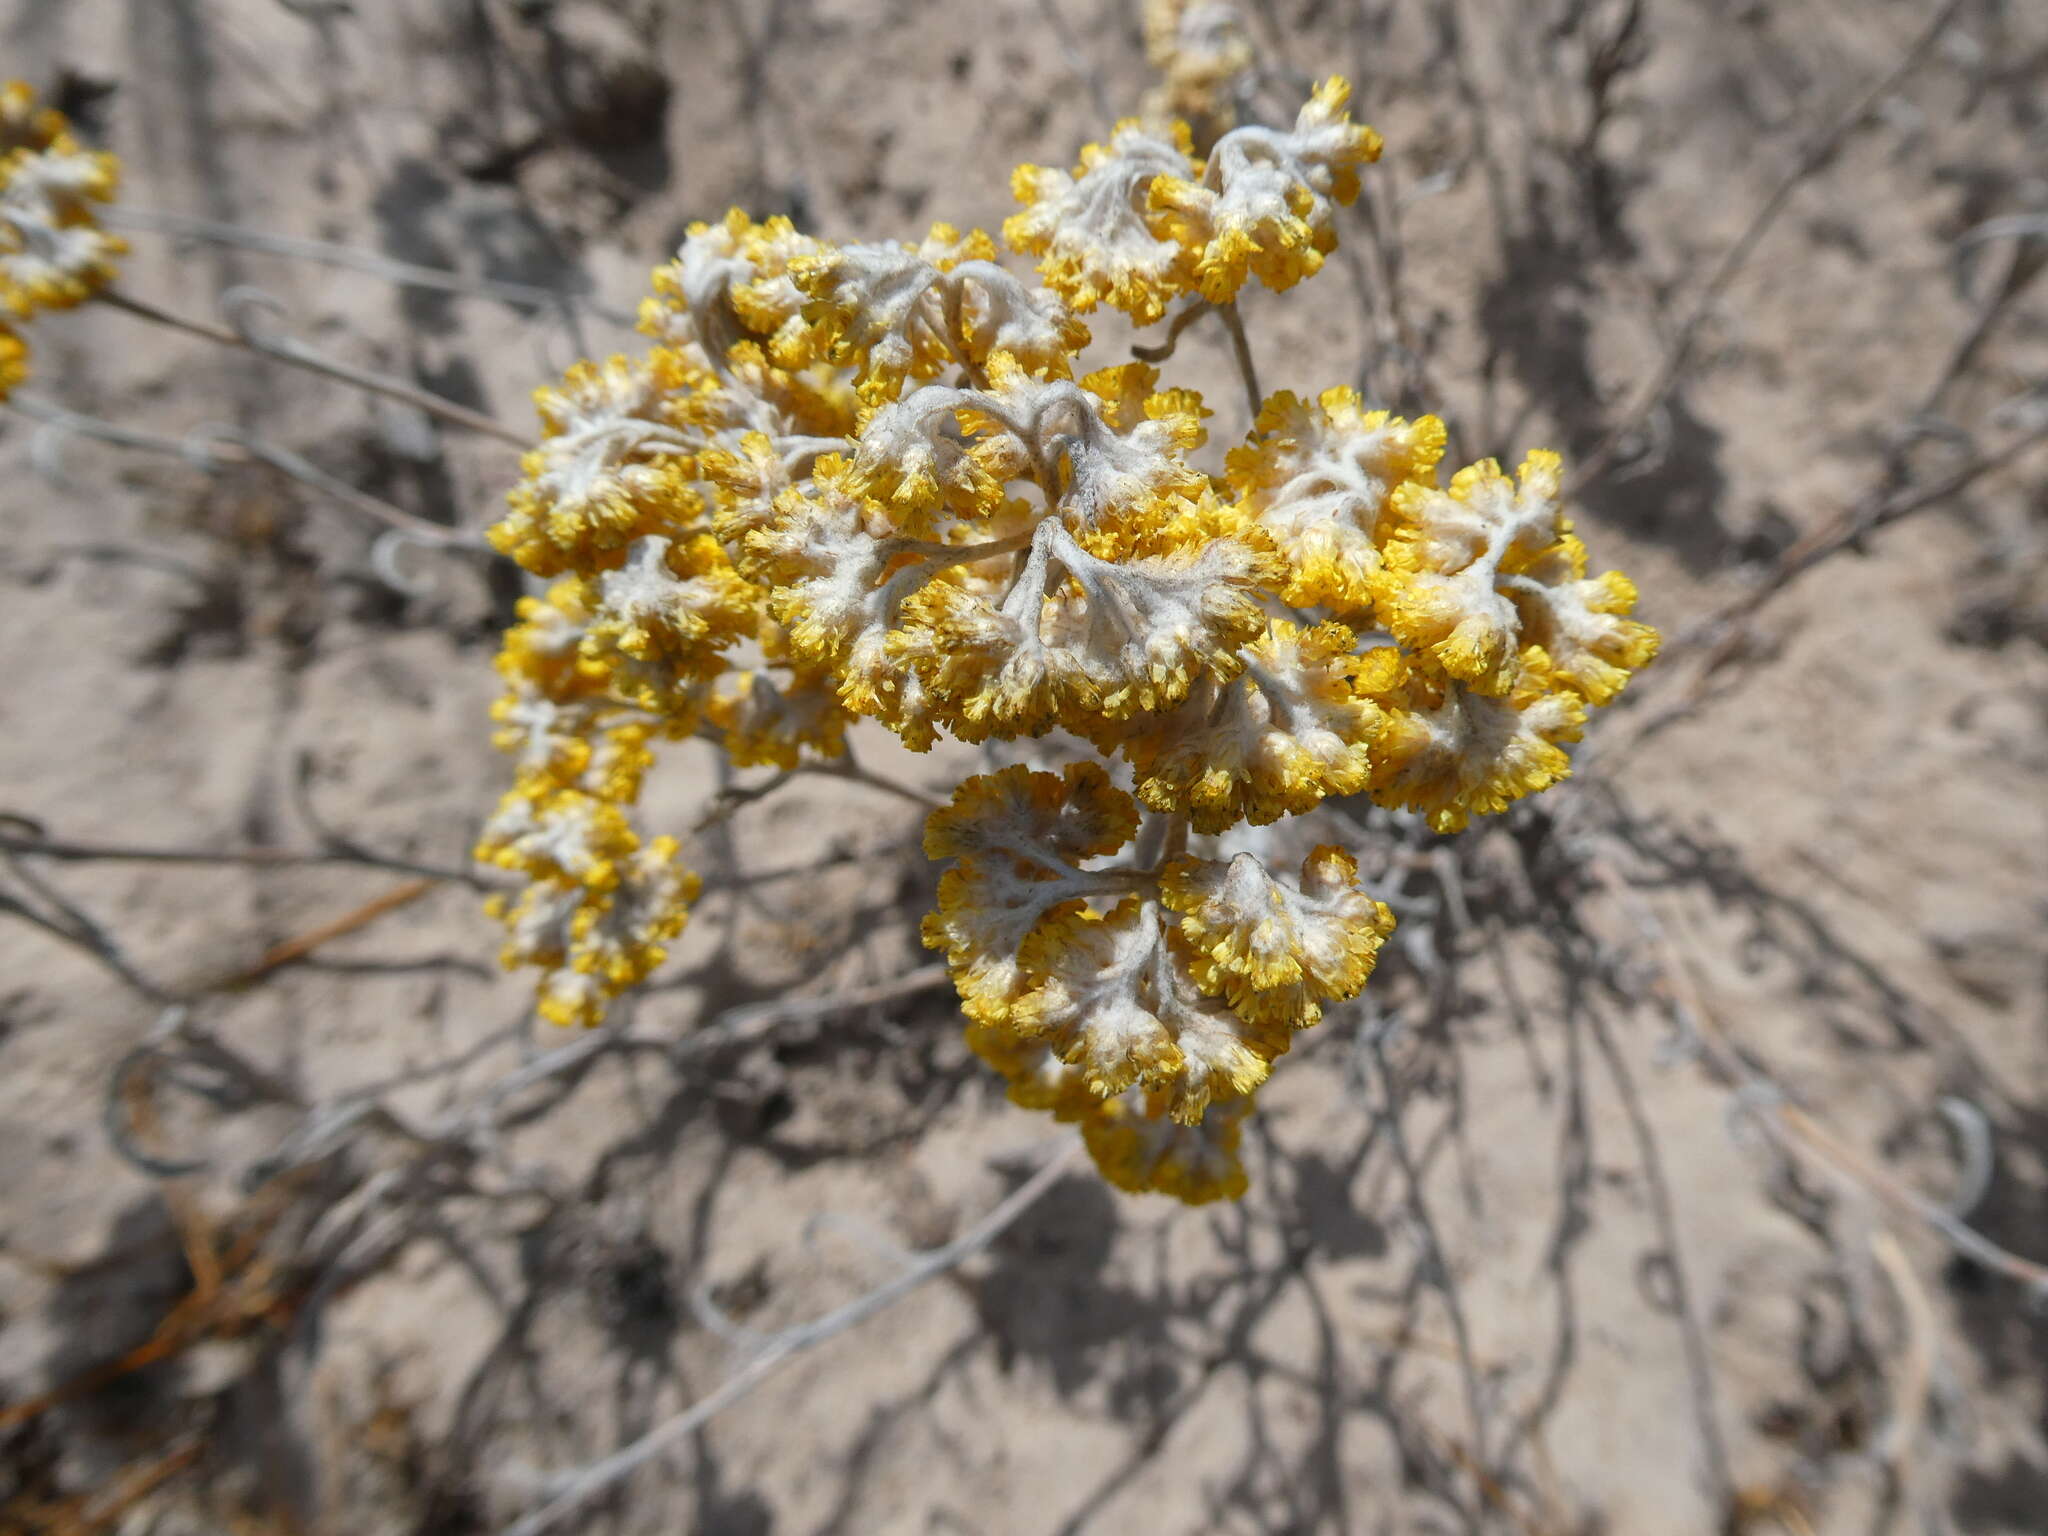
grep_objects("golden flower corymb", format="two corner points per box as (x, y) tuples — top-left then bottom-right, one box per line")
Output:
(0, 82), (126, 398)
(478, 75), (1656, 1203)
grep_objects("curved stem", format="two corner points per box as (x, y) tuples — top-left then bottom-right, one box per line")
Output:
(8, 394), (486, 549)
(805, 753), (946, 813)
(0, 826), (486, 888)
(102, 204), (621, 317)
(1216, 300), (1264, 421)
(101, 288), (525, 446)
(500, 1143), (1083, 1536)
(1131, 299), (1214, 365)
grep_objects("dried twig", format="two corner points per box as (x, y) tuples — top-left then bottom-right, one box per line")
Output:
(501, 1143), (1084, 1536)
(212, 877), (436, 987)
(1587, 849), (2048, 1299)
(0, 825), (485, 889)
(103, 203), (613, 315)
(7, 393), (489, 551)
(1590, 414), (2048, 765)
(100, 287), (524, 446)
(1568, 0), (1968, 491)
(1364, 1034), (1495, 1498)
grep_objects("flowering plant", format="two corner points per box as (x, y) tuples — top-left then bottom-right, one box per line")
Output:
(0, 82), (126, 399)
(480, 73), (1657, 1203)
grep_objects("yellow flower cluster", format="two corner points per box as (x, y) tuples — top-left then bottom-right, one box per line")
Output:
(1006, 77), (1381, 319)
(1140, 0), (1254, 148)
(924, 762), (1388, 1203)
(479, 76), (1656, 1202)
(0, 82), (126, 399)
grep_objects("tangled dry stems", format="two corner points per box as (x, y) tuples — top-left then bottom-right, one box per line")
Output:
(2, 4), (2046, 1532)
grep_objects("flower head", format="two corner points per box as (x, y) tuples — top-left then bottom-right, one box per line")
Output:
(491, 350), (707, 576)
(792, 232), (1086, 403)
(1083, 1085), (1251, 1203)
(1112, 619), (1383, 832)
(642, 209), (831, 371)
(1227, 389), (1445, 611)
(0, 82), (65, 155)
(1004, 120), (1198, 324)
(472, 72), (1656, 1208)
(0, 83), (124, 319)
(1149, 77), (1382, 303)
(967, 1023), (1252, 1202)
(0, 322), (25, 399)
(1011, 895), (1283, 1121)
(914, 510), (1270, 738)
(1497, 532), (1660, 706)
(1161, 845), (1393, 1027)
(475, 777), (640, 891)
(702, 656), (852, 769)
(489, 836), (701, 1029)
(1363, 646), (1586, 832)
(920, 762), (1143, 1023)
(1140, 0), (1254, 145)
(577, 533), (759, 716)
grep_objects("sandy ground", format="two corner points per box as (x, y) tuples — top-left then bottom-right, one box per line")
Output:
(1, 1), (2046, 1533)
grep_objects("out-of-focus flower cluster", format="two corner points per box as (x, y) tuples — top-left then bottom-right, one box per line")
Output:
(480, 73), (1656, 1202)
(1140, 0), (1254, 148)
(0, 82), (125, 400)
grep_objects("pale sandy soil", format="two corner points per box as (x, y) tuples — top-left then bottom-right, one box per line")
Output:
(1, 2), (2045, 1534)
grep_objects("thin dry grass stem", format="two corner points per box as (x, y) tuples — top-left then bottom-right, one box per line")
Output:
(213, 877), (436, 988)
(689, 767), (797, 833)
(0, 826), (173, 1003)
(1586, 849), (2048, 1300)
(1365, 1031), (1496, 1507)
(1727, 1488), (1819, 1536)
(1427, 1424), (1554, 1536)
(102, 204), (616, 316)
(0, 824), (486, 888)
(690, 750), (943, 834)
(0, 817), (484, 1009)
(1589, 413), (2048, 767)
(1580, 997), (1736, 1507)
(7, 393), (489, 551)
(808, 748), (949, 813)
(0, 1138), (301, 1437)
(1913, 226), (2047, 422)
(691, 961), (952, 1045)
(1870, 1229), (1940, 1480)
(1566, 0), (1969, 493)
(103, 1007), (306, 1180)
(100, 287), (525, 445)
(1713, 415), (2048, 630)
(198, 428), (490, 547)
(500, 1142), (1086, 1536)
(4, 1435), (207, 1536)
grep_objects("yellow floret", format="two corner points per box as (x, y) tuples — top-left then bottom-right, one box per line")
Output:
(0, 114), (126, 318)
(0, 323), (25, 399)
(1147, 77), (1381, 304)
(1362, 647), (1587, 832)
(1112, 619), (1383, 833)
(1003, 120), (1200, 325)
(1225, 388), (1445, 612)
(489, 350), (709, 577)
(1081, 1085), (1252, 1204)
(1160, 845), (1393, 1029)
